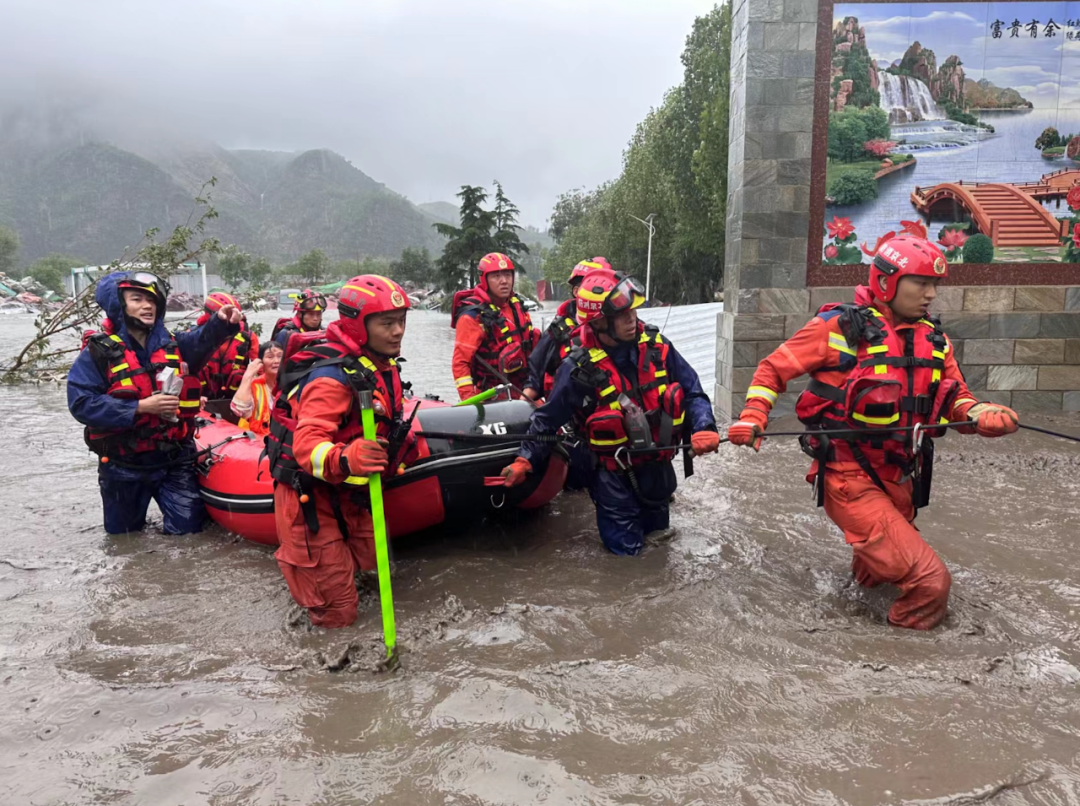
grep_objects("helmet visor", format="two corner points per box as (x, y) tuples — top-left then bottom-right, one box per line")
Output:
(298, 294), (327, 312)
(121, 272), (168, 300)
(602, 277), (646, 315)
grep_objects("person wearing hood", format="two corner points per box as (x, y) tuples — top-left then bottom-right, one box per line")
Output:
(728, 236), (1019, 630)
(501, 267), (720, 556)
(195, 291), (259, 400)
(67, 271), (242, 535)
(272, 288), (326, 348)
(264, 275), (413, 629)
(451, 252), (538, 401)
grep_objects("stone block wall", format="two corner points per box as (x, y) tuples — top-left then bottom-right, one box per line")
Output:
(718, 285), (1080, 419)
(717, 0), (1080, 419)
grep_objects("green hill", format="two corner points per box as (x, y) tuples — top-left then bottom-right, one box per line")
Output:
(0, 136), (447, 266)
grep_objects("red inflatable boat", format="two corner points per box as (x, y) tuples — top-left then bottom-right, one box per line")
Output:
(194, 398), (567, 545)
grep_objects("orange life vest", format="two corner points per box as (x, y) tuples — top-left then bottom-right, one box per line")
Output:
(795, 303), (956, 491)
(266, 335), (406, 494)
(237, 376), (272, 436)
(451, 287), (536, 385)
(82, 332), (202, 457)
(570, 323), (685, 470)
(198, 326), (254, 399)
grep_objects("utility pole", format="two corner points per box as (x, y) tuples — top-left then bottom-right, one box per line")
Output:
(629, 213), (656, 300)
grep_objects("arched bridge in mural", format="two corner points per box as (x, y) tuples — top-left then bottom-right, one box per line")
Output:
(911, 168), (1080, 248)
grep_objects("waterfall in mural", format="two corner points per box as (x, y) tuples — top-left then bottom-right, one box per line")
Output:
(878, 72), (945, 124)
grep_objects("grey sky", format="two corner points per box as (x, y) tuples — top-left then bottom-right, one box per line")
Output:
(4, 0), (718, 227)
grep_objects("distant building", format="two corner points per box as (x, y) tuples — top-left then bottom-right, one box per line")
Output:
(66, 262), (220, 298)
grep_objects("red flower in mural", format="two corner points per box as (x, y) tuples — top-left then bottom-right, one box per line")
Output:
(824, 244), (839, 259)
(900, 220), (928, 239)
(826, 216), (855, 239)
(1073, 222), (1080, 248)
(938, 229), (969, 250)
(1067, 185), (1080, 212)
(863, 139), (898, 157)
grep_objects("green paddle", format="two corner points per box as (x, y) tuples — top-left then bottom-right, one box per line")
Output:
(358, 390), (399, 671)
(455, 385), (504, 407)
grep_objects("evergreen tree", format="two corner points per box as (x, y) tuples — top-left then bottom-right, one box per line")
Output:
(433, 185), (498, 291)
(491, 181), (530, 265)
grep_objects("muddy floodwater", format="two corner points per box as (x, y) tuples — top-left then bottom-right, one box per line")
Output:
(2, 308), (1080, 805)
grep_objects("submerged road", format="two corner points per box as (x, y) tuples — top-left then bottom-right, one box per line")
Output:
(2, 308), (1079, 804)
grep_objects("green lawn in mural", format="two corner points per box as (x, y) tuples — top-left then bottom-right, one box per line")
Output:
(822, 2), (1080, 265)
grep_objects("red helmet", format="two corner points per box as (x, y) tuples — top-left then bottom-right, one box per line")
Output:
(203, 291), (239, 315)
(117, 271), (169, 312)
(568, 258), (607, 287)
(294, 288), (327, 312)
(869, 236), (948, 303)
(477, 252), (515, 292)
(335, 275), (411, 347)
(576, 269), (645, 324)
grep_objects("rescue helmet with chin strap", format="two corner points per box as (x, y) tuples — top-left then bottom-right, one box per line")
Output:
(576, 268), (645, 325)
(477, 252), (515, 292)
(294, 288), (327, 312)
(869, 235), (948, 304)
(117, 271), (169, 313)
(335, 274), (411, 347)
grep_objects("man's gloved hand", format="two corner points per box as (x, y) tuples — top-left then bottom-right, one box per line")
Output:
(727, 407), (768, 452)
(344, 439), (389, 476)
(966, 402), (1019, 438)
(500, 457), (532, 488)
(691, 430), (721, 456)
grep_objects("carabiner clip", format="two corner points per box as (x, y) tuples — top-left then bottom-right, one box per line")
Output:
(911, 422), (924, 454)
(614, 446), (631, 472)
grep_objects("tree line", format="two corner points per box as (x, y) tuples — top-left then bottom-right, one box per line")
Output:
(540, 3), (732, 304)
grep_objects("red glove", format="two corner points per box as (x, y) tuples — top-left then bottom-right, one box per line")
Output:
(500, 457), (532, 488)
(343, 439), (389, 476)
(967, 402), (1019, 438)
(727, 407), (768, 452)
(691, 430), (721, 456)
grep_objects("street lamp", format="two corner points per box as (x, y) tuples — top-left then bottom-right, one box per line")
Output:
(629, 213), (656, 301)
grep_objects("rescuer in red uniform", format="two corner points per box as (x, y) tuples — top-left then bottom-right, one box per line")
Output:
(266, 275), (412, 628)
(195, 291), (259, 399)
(451, 252), (538, 400)
(728, 236), (1019, 630)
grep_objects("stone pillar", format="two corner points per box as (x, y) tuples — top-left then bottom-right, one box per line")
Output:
(716, 0), (819, 420)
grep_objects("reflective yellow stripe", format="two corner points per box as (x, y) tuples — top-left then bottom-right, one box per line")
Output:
(600, 385), (617, 397)
(672, 413), (685, 426)
(868, 308), (884, 318)
(828, 334), (856, 356)
(944, 340), (952, 354)
(310, 441), (335, 481)
(851, 411), (900, 426)
(932, 350), (946, 359)
(455, 376), (473, 387)
(591, 436), (628, 446)
(178, 400), (200, 408)
(874, 365), (888, 375)
(658, 384), (667, 395)
(919, 319), (935, 328)
(746, 386), (778, 404)
(655, 370), (667, 378)
(588, 348), (608, 363)
(343, 284), (376, 296)
(608, 401), (622, 411)
(501, 327), (510, 333)
(288, 386), (300, 399)
(109, 334), (123, 342)
(932, 369), (942, 382)
(234, 333), (246, 342)
(164, 354), (180, 360)
(866, 345), (888, 354)
(343, 475), (370, 486)
(955, 397), (976, 407)
(120, 379), (134, 387)
(110, 362), (130, 372)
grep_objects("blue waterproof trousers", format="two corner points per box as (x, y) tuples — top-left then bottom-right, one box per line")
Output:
(589, 461), (678, 556)
(97, 452), (206, 535)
